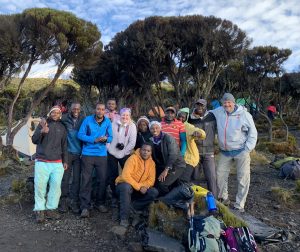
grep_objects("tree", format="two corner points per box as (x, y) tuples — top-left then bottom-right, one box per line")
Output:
(4, 8), (102, 153)
(244, 46), (292, 141)
(0, 14), (26, 91)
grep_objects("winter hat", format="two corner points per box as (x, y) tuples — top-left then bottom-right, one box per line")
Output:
(165, 106), (176, 113)
(47, 105), (62, 117)
(178, 108), (190, 119)
(137, 116), (150, 126)
(149, 121), (161, 129)
(195, 99), (207, 106)
(221, 93), (235, 103)
(120, 107), (131, 115)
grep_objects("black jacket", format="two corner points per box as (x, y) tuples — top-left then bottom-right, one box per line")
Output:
(135, 130), (152, 150)
(151, 133), (186, 170)
(188, 112), (217, 155)
(32, 119), (68, 163)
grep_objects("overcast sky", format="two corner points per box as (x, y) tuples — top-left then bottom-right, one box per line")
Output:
(0, 0), (299, 76)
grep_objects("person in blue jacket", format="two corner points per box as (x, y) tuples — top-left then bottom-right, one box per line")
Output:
(59, 102), (85, 214)
(77, 102), (113, 218)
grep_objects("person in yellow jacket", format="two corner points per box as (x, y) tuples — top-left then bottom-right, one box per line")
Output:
(115, 143), (158, 227)
(177, 108), (206, 182)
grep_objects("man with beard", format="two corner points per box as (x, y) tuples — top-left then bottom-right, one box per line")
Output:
(188, 99), (218, 198)
(77, 103), (113, 218)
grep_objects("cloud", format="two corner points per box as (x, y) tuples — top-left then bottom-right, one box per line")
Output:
(0, 0), (299, 72)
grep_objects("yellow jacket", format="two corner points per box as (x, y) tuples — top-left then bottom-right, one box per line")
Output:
(184, 122), (206, 167)
(115, 149), (156, 191)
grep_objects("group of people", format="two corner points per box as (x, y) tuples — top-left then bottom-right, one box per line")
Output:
(32, 93), (258, 228)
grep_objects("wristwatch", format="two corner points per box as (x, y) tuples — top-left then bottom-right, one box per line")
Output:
(166, 166), (172, 171)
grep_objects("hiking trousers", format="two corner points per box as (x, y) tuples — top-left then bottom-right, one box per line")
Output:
(34, 161), (64, 211)
(80, 155), (107, 210)
(217, 151), (251, 209)
(61, 153), (81, 202)
(116, 182), (158, 220)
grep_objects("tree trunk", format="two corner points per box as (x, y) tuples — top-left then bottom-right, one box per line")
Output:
(9, 65), (66, 145)
(258, 110), (273, 142)
(279, 111), (289, 142)
(6, 60), (35, 147)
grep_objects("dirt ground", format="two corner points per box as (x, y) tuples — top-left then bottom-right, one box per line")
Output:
(0, 131), (300, 251)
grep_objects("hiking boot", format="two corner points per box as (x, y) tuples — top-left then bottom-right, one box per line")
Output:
(232, 206), (245, 213)
(80, 208), (90, 218)
(58, 197), (68, 213)
(70, 201), (80, 214)
(120, 219), (129, 228)
(218, 198), (231, 206)
(46, 210), (61, 220)
(94, 204), (108, 213)
(36, 211), (45, 223)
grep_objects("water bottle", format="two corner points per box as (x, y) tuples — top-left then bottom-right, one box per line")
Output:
(206, 192), (217, 212)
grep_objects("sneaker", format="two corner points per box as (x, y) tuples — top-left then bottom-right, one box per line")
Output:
(218, 198), (231, 206)
(80, 208), (90, 218)
(46, 210), (61, 220)
(120, 219), (129, 228)
(58, 197), (68, 213)
(36, 211), (45, 223)
(94, 204), (108, 213)
(70, 201), (80, 214)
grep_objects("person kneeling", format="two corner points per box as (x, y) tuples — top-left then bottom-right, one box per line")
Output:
(115, 143), (158, 228)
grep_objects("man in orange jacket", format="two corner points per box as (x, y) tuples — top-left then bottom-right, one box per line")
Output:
(115, 143), (158, 227)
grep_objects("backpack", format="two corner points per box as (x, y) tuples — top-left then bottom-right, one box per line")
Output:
(224, 226), (258, 252)
(188, 215), (227, 252)
(279, 159), (300, 180)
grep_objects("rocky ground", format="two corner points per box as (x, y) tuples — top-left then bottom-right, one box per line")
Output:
(0, 130), (299, 251)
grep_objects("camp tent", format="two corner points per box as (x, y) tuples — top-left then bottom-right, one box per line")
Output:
(1, 117), (41, 158)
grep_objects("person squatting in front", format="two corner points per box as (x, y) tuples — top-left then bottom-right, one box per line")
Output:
(77, 103), (113, 218)
(115, 143), (158, 227)
(32, 106), (68, 223)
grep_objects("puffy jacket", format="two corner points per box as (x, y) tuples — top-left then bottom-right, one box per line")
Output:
(184, 122), (206, 167)
(115, 149), (156, 190)
(32, 119), (68, 163)
(61, 113), (84, 155)
(77, 115), (113, 156)
(210, 105), (257, 152)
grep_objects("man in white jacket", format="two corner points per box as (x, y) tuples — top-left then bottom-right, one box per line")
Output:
(211, 93), (257, 212)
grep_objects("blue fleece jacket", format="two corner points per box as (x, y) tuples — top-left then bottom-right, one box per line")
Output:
(77, 115), (113, 156)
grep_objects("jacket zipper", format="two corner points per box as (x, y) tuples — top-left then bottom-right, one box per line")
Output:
(224, 113), (229, 150)
(138, 160), (146, 183)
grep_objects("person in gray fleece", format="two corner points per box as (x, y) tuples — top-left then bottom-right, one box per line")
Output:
(211, 93), (257, 213)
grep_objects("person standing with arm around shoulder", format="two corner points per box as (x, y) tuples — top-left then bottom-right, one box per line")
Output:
(161, 106), (187, 156)
(107, 108), (137, 208)
(32, 106), (68, 223)
(211, 93), (258, 213)
(59, 102), (85, 214)
(188, 99), (218, 197)
(77, 103), (113, 218)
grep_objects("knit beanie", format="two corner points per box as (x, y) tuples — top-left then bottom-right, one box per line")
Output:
(149, 121), (161, 129)
(221, 93), (235, 103)
(137, 116), (150, 126)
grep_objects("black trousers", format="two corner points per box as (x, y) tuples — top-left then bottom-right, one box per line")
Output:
(61, 153), (81, 202)
(107, 153), (130, 198)
(80, 155), (107, 209)
(116, 182), (158, 220)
